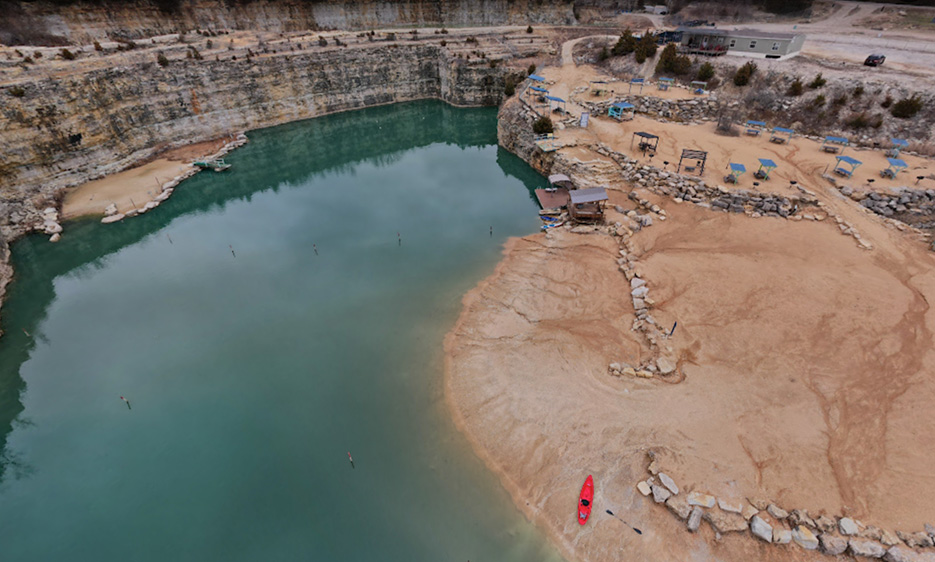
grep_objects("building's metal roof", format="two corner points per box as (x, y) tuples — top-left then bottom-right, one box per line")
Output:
(548, 173), (572, 185)
(677, 27), (801, 40)
(569, 187), (609, 204)
(727, 29), (801, 40)
(676, 27), (728, 36)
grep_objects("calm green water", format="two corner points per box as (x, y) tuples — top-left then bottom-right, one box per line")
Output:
(0, 101), (564, 562)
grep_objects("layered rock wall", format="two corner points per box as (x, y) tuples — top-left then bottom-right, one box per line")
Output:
(2, 43), (511, 216)
(2, 0), (575, 44)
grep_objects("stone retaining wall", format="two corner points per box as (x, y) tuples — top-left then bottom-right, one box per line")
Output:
(637, 452), (935, 562)
(573, 89), (722, 124)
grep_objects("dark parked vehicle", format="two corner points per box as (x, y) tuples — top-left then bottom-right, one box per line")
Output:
(655, 30), (683, 45)
(864, 54), (885, 66)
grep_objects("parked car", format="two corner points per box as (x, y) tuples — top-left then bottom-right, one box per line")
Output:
(864, 54), (886, 66)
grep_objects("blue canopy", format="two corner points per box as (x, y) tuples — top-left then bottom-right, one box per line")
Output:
(836, 155), (862, 166)
(886, 157), (908, 168)
(825, 135), (849, 144)
(612, 102), (635, 109)
(891, 138), (909, 147)
(729, 163), (746, 173)
(630, 78), (645, 83)
(530, 86), (548, 93)
(772, 127), (794, 134)
(746, 120), (767, 127)
(658, 77), (675, 82)
(758, 158), (777, 168)
(545, 95), (565, 103)
(528, 74), (545, 82)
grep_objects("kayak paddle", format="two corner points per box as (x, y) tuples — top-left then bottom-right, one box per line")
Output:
(606, 509), (642, 535)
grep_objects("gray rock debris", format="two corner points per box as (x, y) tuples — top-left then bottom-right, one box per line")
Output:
(820, 534), (848, 555)
(849, 538), (887, 559)
(687, 491), (716, 508)
(774, 529), (792, 544)
(750, 515), (773, 543)
(898, 531), (934, 548)
(840, 517), (860, 536)
(665, 494), (691, 520)
(704, 509), (748, 534)
(651, 484), (671, 504)
(687, 506), (703, 532)
(793, 526), (820, 550)
(767, 503), (788, 520)
(884, 545), (935, 562)
(658, 472), (679, 495)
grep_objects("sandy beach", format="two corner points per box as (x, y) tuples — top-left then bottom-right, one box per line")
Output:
(62, 139), (231, 219)
(445, 191), (935, 560)
(445, 48), (935, 562)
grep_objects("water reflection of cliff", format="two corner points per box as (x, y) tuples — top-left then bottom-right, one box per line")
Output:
(0, 100), (543, 482)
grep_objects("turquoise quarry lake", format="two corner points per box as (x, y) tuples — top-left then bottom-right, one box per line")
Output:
(0, 101), (565, 561)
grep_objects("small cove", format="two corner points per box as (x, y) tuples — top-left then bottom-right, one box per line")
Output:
(0, 101), (565, 562)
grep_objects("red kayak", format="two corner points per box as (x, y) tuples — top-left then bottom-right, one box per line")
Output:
(578, 475), (594, 525)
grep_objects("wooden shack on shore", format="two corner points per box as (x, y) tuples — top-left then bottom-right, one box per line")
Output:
(568, 187), (608, 222)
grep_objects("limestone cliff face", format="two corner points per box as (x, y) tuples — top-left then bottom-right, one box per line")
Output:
(3, 0), (575, 44)
(1, 43), (513, 214)
(497, 94), (554, 176)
